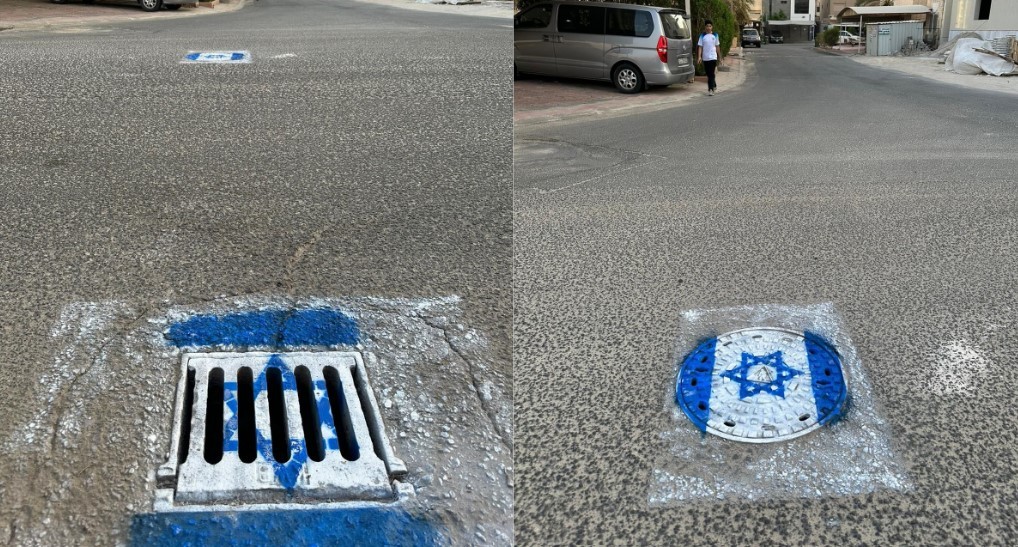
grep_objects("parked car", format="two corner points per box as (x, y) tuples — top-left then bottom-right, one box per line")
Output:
(514, 1), (696, 94)
(50, 0), (185, 11)
(741, 28), (762, 48)
(768, 31), (783, 43)
(839, 31), (860, 45)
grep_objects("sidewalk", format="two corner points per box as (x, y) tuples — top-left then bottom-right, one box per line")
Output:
(0, 0), (245, 32)
(817, 43), (1018, 96)
(514, 54), (749, 127)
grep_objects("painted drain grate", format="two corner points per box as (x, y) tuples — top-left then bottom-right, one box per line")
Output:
(157, 351), (407, 508)
(676, 328), (848, 443)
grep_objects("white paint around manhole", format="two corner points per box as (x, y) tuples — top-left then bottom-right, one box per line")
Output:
(676, 328), (848, 443)
(156, 351), (407, 509)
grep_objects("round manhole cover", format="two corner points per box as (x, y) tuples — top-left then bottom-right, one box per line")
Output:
(676, 328), (848, 443)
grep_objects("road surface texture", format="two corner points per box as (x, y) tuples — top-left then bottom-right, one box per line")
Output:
(0, 0), (512, 544)
(515, 43), (1018, 545)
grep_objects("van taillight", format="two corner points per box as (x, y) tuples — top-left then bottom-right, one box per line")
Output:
(657, 36), (668, 63)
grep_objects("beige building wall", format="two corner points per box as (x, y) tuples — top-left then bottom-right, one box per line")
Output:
(820, 0), (851, 26)
(750, 0), (764, 22)
(950, 0), (1018, 37)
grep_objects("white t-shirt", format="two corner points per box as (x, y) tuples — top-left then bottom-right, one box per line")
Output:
(698, 32), (720, 61)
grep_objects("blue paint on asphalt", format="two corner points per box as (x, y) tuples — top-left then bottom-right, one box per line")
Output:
(676, 337), (717, 432)
(130, 507), (444, 546)
(166, 309), (359, 349)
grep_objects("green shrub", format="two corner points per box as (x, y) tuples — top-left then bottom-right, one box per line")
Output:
(820, 27), (839, 47)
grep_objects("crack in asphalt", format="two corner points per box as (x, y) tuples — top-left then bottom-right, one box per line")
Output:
(283, 227), (329, 296)
(45, 306), (153, 454)
(422, 317), (511, 451)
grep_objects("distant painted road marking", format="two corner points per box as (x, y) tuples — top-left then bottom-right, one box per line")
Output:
(182, 51), (251, 64)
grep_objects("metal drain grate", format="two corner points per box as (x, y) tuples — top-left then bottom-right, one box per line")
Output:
(157, 351), (406, 508)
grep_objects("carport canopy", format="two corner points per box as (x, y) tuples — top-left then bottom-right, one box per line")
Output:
(836, 5), (931, 19)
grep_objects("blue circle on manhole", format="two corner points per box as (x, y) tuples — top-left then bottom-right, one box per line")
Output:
(676, 328), (848, 443)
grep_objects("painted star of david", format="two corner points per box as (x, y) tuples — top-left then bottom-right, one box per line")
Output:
(721, 351), (802, 400)
(222, 355), (321, 490)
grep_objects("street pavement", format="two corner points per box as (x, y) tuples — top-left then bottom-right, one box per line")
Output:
(0, 0), (511, 544)
(514, 42), (1018, 545)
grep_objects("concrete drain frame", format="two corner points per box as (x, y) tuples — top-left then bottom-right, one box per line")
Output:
(676, 327), (849, 444)
(156, 351), (409, 511)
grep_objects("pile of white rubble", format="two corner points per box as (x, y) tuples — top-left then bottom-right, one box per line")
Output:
(934, 32), (1018, 77)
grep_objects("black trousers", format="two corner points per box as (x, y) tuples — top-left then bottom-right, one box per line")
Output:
(704, 60), (717, 91)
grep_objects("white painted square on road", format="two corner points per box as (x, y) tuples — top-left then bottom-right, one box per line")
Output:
(651, 302), (911, 505)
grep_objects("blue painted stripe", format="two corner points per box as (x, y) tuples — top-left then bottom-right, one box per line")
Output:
(676, 337), (717, 432)
(223, 382), (239, 454)
(315, 379), (342, 452)
(130, 508), (444, 546)
(166, 309), (359, 349)
(804, 331), (848, 425)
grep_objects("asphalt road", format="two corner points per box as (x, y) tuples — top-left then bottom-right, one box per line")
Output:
(514, 44), (1018, 544)
(0, 1), (511, 544)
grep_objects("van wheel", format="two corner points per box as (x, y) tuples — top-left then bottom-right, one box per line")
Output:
(612, 63), (644, 94)
(140, 0), (162, 11)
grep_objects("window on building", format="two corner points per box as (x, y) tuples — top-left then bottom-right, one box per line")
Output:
(976, 0), (991, 20)
(794, 0), (809, 15)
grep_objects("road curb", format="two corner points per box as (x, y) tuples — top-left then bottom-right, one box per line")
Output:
(515, 55), (750, 127)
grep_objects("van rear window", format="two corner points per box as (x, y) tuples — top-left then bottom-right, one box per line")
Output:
(659, 12), (691, 39)
(606, 8), (653, 38)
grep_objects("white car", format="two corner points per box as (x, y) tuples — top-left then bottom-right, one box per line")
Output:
(839, 31), (860, 45)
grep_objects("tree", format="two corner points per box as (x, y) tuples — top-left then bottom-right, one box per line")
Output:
(689, 0), (738, 57)
(724, 0), (753, 28)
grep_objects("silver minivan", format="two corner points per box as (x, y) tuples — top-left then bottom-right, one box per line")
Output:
(514, 1), (695, 93)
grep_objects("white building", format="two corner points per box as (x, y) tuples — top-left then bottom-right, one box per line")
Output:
(944, 0), (1018, 40)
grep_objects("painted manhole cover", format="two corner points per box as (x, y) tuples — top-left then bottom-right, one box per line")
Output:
(676, 328), (848, 443)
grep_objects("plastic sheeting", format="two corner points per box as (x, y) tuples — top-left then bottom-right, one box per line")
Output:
(649, 303), (911, 505)
(948, 37), (1018, 76)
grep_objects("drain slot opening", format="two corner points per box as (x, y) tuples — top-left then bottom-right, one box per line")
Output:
(204, 368), (224, 464)
(178, 368), (196, 465)
(324, 366), (360, 461)
(237, 367), (257, 463)
(354, 364), (386, 462)
(296, 366), (326, 462)
(266, 367), (291, 463)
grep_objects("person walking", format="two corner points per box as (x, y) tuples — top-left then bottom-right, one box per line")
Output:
(697, 20), (722, 96)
